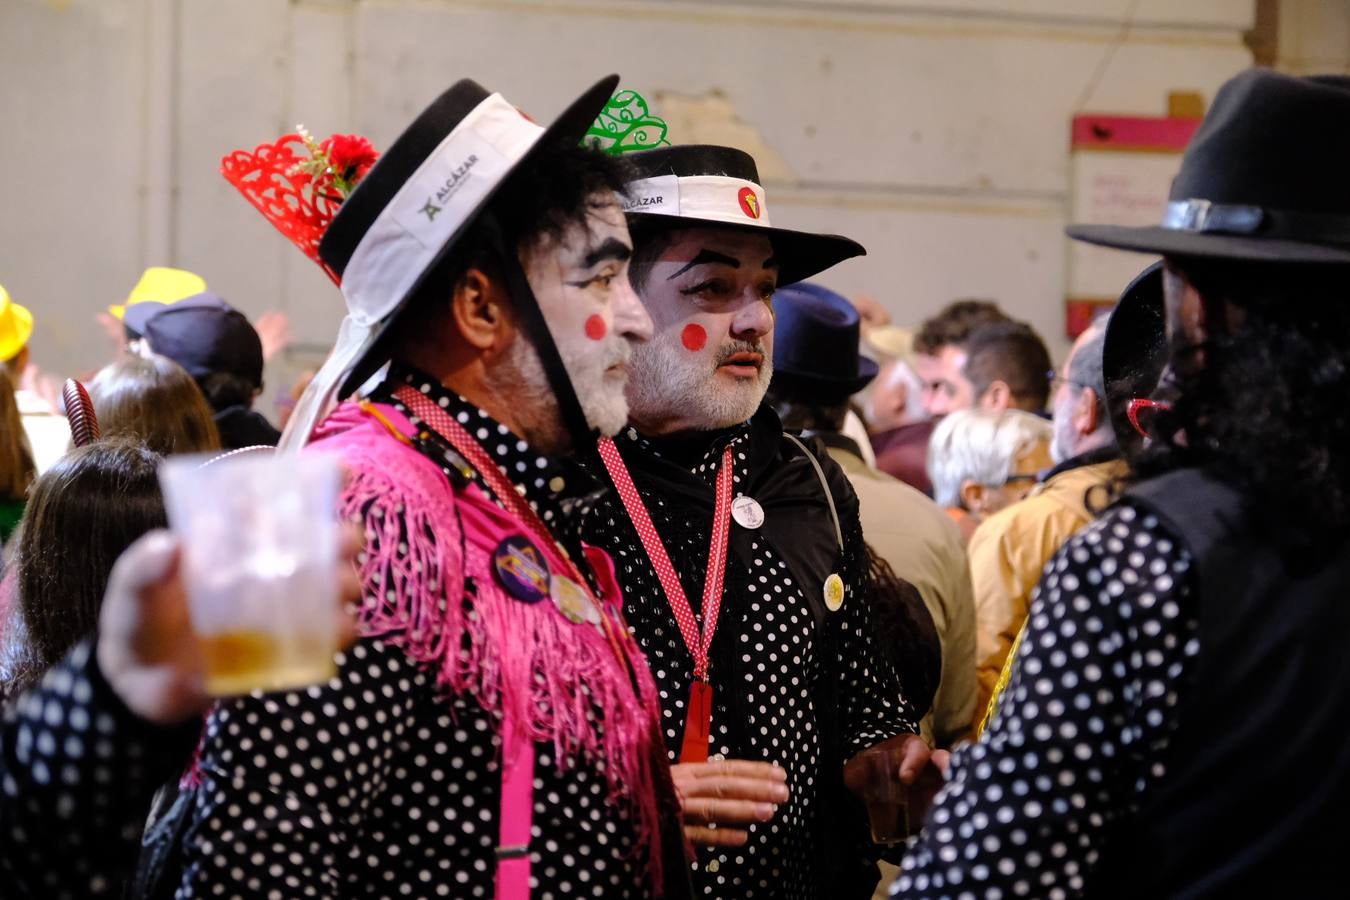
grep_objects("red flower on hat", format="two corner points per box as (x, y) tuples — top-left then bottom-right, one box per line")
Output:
(220, 126), (381, 285)
(321, 134), (379, 182)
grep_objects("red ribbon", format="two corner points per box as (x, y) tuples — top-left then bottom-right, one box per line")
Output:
(597, 437), (734, 763)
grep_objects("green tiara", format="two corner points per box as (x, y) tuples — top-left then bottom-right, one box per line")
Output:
(583, 89), (671, 156)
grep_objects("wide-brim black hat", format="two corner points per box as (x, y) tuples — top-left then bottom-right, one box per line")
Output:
(315, 75), (619, 401)
(1101, 262), (1166, 454)
(1068, 70), (1350, 263)
(619, 144), (864, 285)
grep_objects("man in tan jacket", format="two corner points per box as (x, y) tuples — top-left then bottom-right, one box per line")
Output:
(967, 317), (1127, 722)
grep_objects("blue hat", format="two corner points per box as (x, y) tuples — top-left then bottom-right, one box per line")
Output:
(770, 282), (879, 401)
(128, 290), (265, 388)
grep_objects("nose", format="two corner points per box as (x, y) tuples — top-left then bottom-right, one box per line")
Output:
(923, 387), (948, 418)
(730, 289), (774, 342)
(614, 270), (654, 344)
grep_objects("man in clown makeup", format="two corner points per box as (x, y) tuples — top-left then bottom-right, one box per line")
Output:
(169, 76), (706, 899)
(578, 145), (932, 899)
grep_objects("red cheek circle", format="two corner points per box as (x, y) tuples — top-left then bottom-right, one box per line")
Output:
(584, 314), (608, 341)
(680, 323), (708, 352)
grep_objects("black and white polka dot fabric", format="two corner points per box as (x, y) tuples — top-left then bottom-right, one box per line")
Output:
(580, 422), (916, 899)
(892, 503), (1200, 899)
(175, 369), (649, 899)
(2, 640), (199, 898)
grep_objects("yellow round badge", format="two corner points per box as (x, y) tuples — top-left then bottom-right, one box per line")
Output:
(823, 573), (845, 612)
(552, 576), (594, 625)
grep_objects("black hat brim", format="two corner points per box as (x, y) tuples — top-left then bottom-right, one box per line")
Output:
(629, 213), (865, 286)
(1101, 262), (1166, 453)
(336, 75), (621, 398)
(1067, 223), (1350, 264)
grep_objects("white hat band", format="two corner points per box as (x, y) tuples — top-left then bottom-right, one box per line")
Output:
(340, 93), (546, 326)
(622, 174), (772, 228)
(279, 92), (544, 453)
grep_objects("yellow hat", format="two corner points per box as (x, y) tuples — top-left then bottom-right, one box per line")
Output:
(108, 266), (207, 320)
(0, 283), (34, 362)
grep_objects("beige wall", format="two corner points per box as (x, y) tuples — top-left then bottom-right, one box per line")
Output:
(1277, 0), (1350, 75)
(4, 0), (1339, 413)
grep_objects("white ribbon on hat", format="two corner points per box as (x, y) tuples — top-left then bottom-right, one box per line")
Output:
(279, 93), (546, 452)
(621, 174), (773, 227)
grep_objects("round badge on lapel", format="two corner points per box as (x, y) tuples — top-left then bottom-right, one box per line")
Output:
(731, 496), (765, 530)
(823, 573), (845, 612)
(493, 535), (552, 603)
(552, 576), (595, 625)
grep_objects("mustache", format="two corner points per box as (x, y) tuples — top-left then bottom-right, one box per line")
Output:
(714, 340), (765, 366)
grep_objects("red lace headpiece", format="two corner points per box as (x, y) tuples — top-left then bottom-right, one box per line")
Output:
(220, 130), (379, 285)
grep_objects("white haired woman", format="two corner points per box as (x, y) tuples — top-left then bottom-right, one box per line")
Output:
(926, 408), (1053, 544)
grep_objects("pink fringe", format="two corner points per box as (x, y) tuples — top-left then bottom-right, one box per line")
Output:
(312, 403), (668, 893)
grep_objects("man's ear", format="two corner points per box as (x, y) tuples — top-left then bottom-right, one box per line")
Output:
(980, 380), (1012, 413)
(1073, 385), (1099, 438)
(450, 267), (513, 353)
(959, 479), (985, 514)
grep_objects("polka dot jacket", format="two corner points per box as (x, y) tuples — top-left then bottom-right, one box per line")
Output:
(174, 369), (666, 899)
(579, 412), (919, 899)
(2, 640), (200, 898)
(892, 503), (1200, 899)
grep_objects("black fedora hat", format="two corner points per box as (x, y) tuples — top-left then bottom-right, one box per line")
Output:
(272, 75), (619, 448)
(770, 282), (878, 401)
(620, 144), (865, 285)
(1101, 262), (1166, 454)
(1068, 69), (1350, 264)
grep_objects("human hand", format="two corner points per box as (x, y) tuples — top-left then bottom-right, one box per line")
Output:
(95, 311), (128, 360)
(905, 749), (950, 828)
(851, 291), (892, 331)
(254, 310), (292, 362)
(670, 758), (789, 847)
(97, 526), (363, 726)
(844, 732), (931, 793)
(96, 531), (206, 726)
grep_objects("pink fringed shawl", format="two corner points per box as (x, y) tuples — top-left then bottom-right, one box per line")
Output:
(309, 401), (670, 890)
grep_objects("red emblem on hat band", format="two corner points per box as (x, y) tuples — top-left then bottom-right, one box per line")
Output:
(737, 186), (761, 220)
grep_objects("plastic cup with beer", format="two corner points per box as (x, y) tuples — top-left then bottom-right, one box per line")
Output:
(859, 745), (910, 845)
(159, 450), (342, 696)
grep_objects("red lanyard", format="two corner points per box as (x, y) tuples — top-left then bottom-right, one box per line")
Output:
(392, 385), (633, 671)
(596, 436), (734, 763)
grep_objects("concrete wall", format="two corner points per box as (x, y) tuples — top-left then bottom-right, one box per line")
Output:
(0, 0), (1295, 411)
(1278, 0), (1350, 75)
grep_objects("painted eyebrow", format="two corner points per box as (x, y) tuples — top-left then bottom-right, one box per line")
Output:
(666, 249), (742, 280)
(582, 237), (632, 268)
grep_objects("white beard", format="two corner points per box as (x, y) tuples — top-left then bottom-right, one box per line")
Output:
(626, 336), (772, 431)
(496, 327), (632, 443)
(557, 327), (631, 437)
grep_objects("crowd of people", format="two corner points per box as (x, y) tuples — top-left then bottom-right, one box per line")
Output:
(0, 65), (1347, 899)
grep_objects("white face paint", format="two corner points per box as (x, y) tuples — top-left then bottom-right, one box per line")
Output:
(518, 195), (653, 441)
(625, 227), (779, 435)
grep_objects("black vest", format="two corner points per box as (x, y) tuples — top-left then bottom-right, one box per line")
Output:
(1092, 469), (1350, 898)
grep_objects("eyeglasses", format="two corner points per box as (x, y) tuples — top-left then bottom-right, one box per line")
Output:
(1126, 398), (1173, 439)
(1046, 369), (1086, 395)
